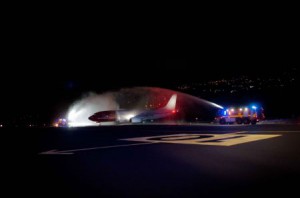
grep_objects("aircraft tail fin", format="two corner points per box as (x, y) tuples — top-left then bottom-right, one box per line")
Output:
(164, 94), (177, 110)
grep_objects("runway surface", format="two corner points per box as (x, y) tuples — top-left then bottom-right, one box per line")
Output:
(3, 123), (300, 197)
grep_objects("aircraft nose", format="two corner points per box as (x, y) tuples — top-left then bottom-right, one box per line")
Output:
(88, 115), (96, 121)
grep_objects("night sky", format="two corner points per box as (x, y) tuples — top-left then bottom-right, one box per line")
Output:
(1, 22), (299, 123)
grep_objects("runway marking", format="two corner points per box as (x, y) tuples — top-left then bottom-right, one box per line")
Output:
(122, 132), (281, 146)
(249, 131), (300, 133)
(39, 131), (286, 155)
(39, 142), (155, 155)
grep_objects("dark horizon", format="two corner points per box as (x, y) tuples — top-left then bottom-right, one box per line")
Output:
(1, 36), (300, 125)
(1, 62), (298, 125)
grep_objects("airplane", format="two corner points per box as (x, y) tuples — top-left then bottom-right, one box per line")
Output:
(88, 94), (178, 124)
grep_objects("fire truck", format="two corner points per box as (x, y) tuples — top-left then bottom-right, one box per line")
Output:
(215, 106), (265, 125)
